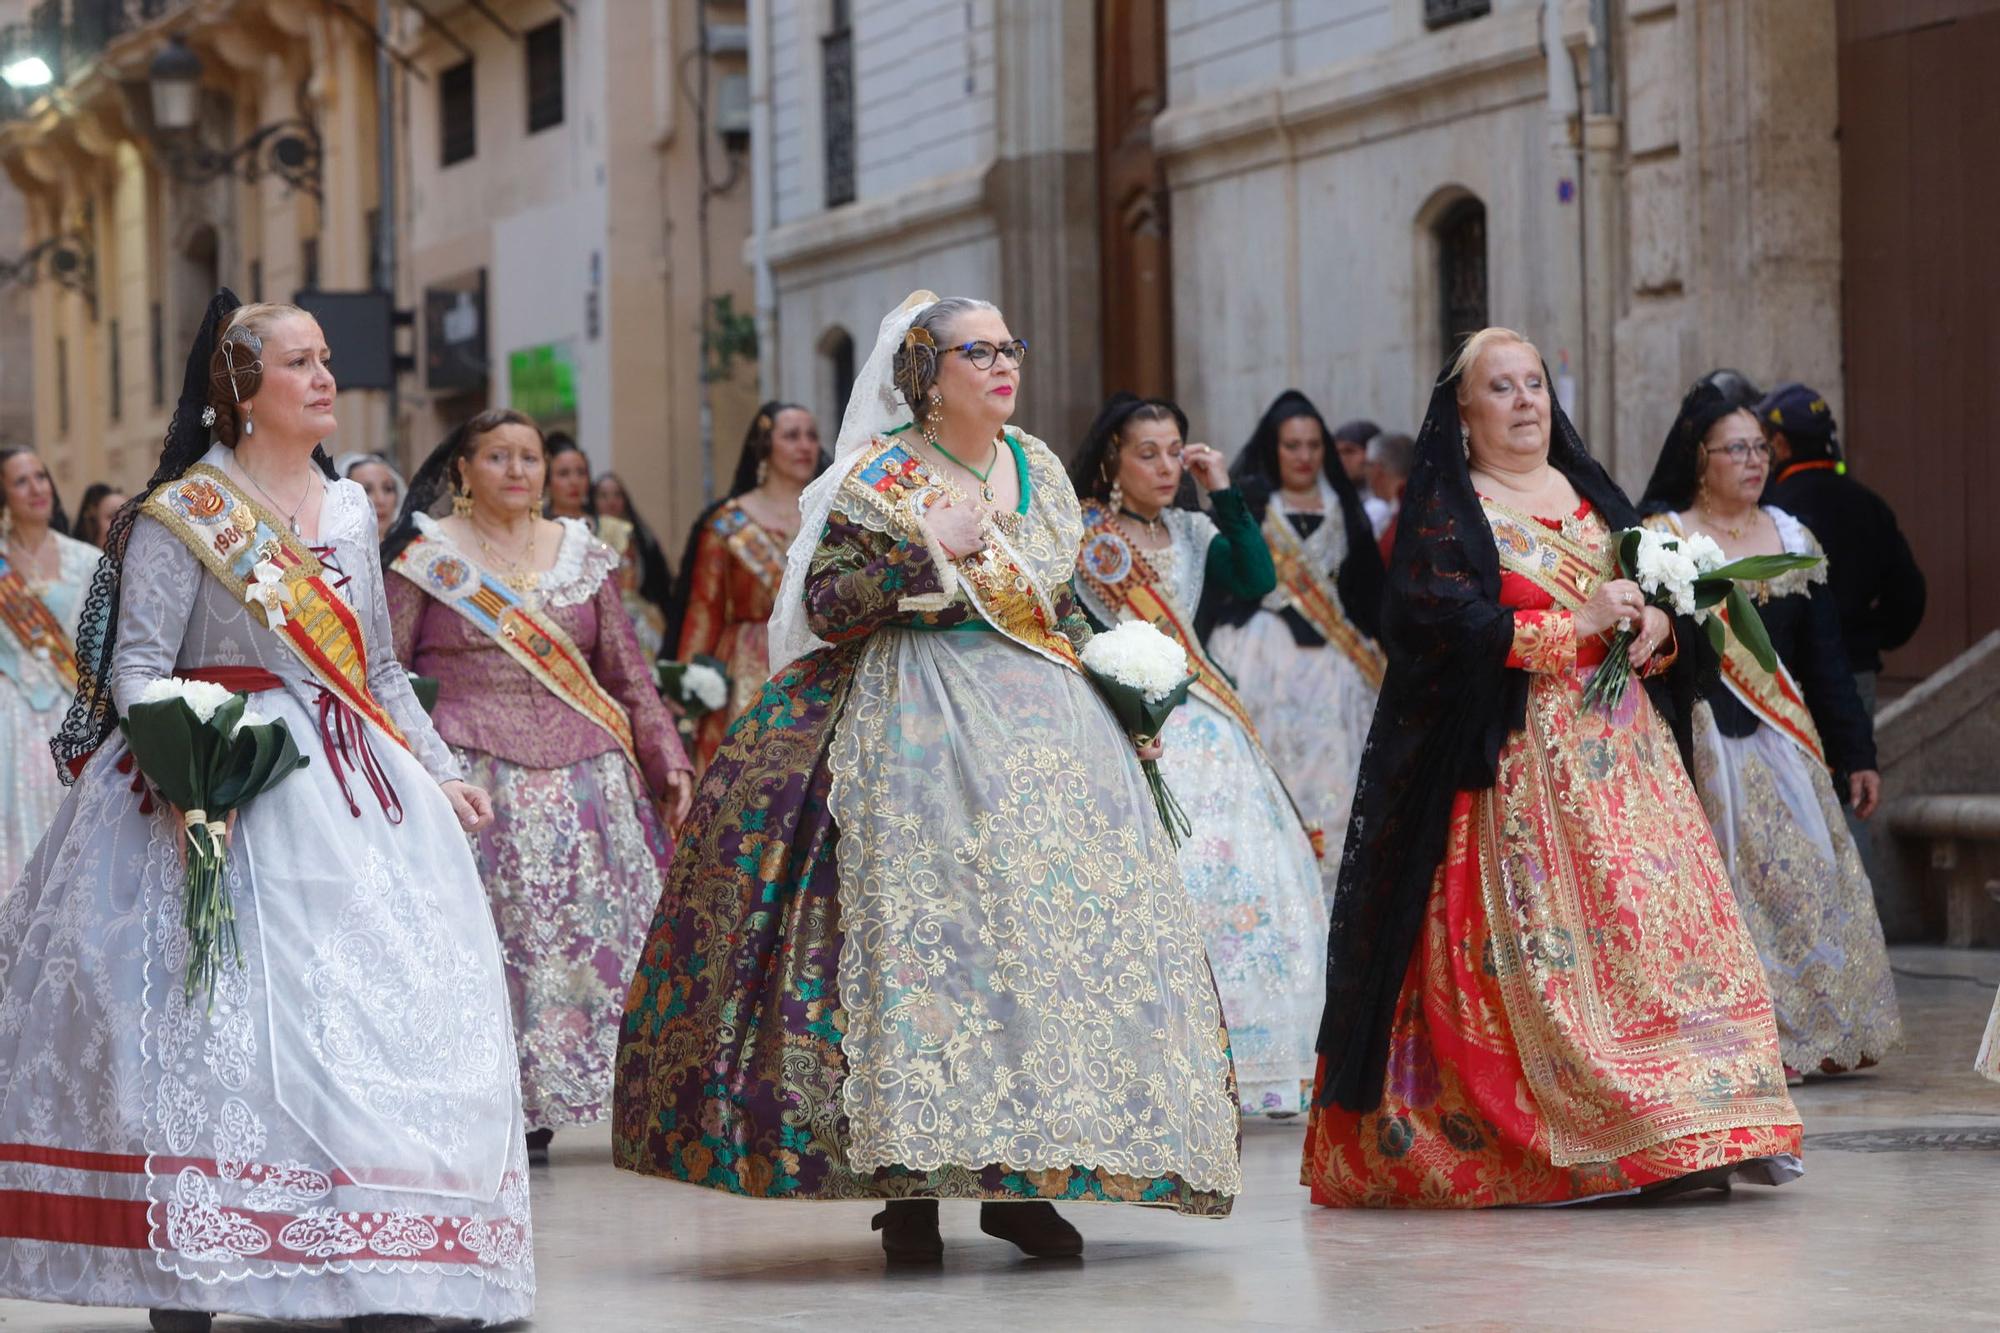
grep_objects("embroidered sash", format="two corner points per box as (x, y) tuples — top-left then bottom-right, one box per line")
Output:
(1074, 501), (1261, 739)
(1484, 501), (1608, 613)
(841, 434), (1083, 672)
(145, 465), (407, 749)
(0, 549), (79, 690)
(1713, 605), (1827, 767)
(392, 535), (642, 773)
(713, 500), (788, 592)
(1638, 514), (1827, 767)
(1260, 506), (1386, 688)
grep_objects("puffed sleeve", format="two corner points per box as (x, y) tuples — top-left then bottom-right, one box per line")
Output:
(590, 571), (690, 797)
(802, 511), (952, 643)
(108, 516), (201, 717)
(358, 537), (463, 785)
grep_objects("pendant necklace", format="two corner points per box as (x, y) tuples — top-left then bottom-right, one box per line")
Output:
(1119, 506), (1164, 541)
(1698, 505), (1753, 541)
(236, 461), (312, 537)
(929, 433), (1002, 504)
(470, 519), (541, 592)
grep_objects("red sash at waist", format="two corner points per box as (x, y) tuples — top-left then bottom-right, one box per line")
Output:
(180, 666), (403, 823)
(181, 665), (284, 693)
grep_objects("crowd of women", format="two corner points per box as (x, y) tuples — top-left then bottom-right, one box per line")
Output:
(0, 286), (1988, 1331)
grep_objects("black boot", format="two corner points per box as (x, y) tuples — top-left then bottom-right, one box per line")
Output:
(526, 1126), (554, 1165)
(870, 1197), (943, 1264)
(979, 1200), (1083, 1258)
(148, 1313), (211, 1333)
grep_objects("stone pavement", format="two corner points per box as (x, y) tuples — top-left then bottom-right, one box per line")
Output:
(5, 947), (1996, 1332)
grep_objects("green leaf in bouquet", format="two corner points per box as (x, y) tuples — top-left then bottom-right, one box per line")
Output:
(119, 698), (209, 813)
(208, 718), (310, 812)
(408, 675), (441, 714)
(1705, 553), (1821, 582)
(1724, 584), (1781, 672)
(1617, 528), (1643, 576)
(1704, 613), (1729, 656)
(1692, 577), (1730, 608)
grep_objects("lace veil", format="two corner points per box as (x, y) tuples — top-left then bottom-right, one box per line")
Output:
(766, 289), (937, 671)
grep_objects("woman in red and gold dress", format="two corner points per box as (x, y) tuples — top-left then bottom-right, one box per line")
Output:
(1303, 328), (1803, 1207)
(663, 402), (825, 772)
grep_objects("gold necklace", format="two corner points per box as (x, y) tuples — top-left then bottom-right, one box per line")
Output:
(235, 460), (314, 536)
(468, 516), (541, 591)
(6, 527), (55, 582)
(1698, 505), (1754, 541)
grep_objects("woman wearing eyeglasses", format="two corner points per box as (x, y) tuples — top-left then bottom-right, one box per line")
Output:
(614, 292), (1241, 1264)
(1639, 379), (1900, 1080)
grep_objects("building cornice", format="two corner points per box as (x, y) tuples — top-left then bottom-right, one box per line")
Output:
(1152, 0), (1595, 179)
(758, 162), (992, 272)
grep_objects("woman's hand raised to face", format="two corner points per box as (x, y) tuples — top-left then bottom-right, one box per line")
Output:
(1575, 577), (1648, 641)
(1184, 443), (1229, 492)
(923, 498), (988, 561)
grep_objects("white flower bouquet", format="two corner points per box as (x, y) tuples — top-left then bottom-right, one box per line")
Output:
(1080, 620), (1198, 849)
(120, 677), (310, 1006)
(1580, 527), (1821, 713)
(656, 654), (730, 718)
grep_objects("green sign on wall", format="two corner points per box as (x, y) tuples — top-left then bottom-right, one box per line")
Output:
(508, 341), (577, 421)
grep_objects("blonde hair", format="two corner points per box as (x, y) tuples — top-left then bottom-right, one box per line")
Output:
(209, 302), (315, 446)
(1450, 326), (1541, 402)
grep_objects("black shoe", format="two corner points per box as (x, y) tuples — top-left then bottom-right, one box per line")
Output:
(148, 1313), (212, 1333)
(979, 1200), (1083, 1258)
(343, 1317), (439, 1333)
(871, 1197), (943, 1265)
(526, 1126), (554, 1165)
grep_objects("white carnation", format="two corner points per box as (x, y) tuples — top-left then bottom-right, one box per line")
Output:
(135, 676), (236, 724)
(1631, 530), (1699, 615)
(1679, 531), (1727, 574)
(684, 663), (728, 711)
(1079, 620), (1190, 703)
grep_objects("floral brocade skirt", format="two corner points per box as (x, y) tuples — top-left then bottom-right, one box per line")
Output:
(1691, 702), (1902, 1076)
(0, 681), (65, 896)
(1303, 668), (1803, 1208)
(456, 746), (673, 1131)
(613, 637), (1242, 1215)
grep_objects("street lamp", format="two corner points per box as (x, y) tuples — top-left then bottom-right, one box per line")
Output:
(144, 35), (323, 201)
(0, 55), (52, 90)
(0, 231), (98, 314)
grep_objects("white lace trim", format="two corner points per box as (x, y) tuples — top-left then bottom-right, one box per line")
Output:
(410, 512), (615, 608)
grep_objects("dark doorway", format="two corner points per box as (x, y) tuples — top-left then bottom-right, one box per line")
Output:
(1095, 0), (1172, 399)
(1435, 196), (1487, 364)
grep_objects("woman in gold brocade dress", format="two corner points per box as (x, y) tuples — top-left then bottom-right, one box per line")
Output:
(1304, 328), (1803, 1208)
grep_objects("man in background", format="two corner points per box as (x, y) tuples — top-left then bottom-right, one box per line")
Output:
(1363, 430), (1414, 561)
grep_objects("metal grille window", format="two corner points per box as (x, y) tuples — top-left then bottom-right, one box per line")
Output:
(440, 59), (476, 165)
(302, 236), (320, 292)
(1436, 197), (1488, 363)
(1424, 0), (1490, 29)
(108, 317), (121, 422)
(822, 2), (855, 208)
(526, 20), (563, 133)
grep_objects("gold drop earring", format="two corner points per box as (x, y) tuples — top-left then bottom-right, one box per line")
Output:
(452, 480), (475, 518)
(756, 456), (770, 487)
(922, 391), (944, 448)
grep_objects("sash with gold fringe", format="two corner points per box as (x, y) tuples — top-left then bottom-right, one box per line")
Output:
(844, 433), (1083, 672)
(1074, 500), (1261, 740)
(713, 500), (788, 591)
(1713, 605), (1827, 767)
(146, 464), (408, 749)
(1260, 507), (1386, 689)
(0, 549), (79, 690)
(1483, 500), (1608, 613)
(393, 534), (642, 773)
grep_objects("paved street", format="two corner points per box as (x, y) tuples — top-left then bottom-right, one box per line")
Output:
(5, 947), (1996, 1333)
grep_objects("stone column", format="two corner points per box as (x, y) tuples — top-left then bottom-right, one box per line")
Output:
(990, 0), (1101, 456)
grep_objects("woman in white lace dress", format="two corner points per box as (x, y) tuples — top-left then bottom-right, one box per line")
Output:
(0, 295), (532, 1333)
(1067, 393), (1328, 1118)
(0, 446), (99, 893)
(1206, 391), (1386, 908)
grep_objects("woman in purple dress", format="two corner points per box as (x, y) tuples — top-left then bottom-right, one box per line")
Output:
(385, 409), (693, 1161)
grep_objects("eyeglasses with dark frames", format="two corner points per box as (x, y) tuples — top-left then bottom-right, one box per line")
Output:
(1704, 439), (1774, 462)
(942, 339), (1028, 370)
